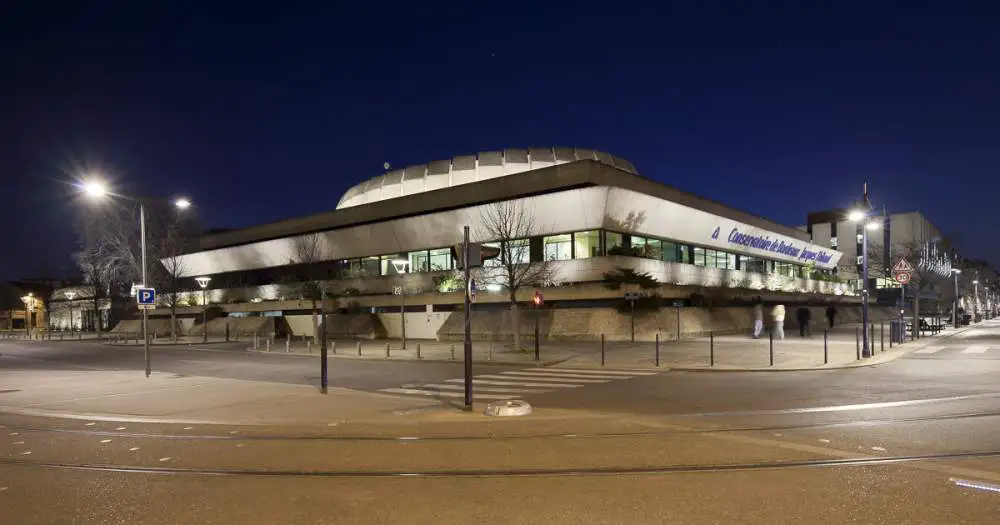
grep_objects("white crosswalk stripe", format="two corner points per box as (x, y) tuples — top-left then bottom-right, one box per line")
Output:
(483, 373), (608, 383)
(404, 383), (548, 394)
(961, 346), (989, 354)
(914, 346), (945, 354)
(543, 368), (658, 376)
(379, 388), (517, 400)
(499, 371), (622, 380)
(378, 367), (654, 401)
(445, 379), (582, 388)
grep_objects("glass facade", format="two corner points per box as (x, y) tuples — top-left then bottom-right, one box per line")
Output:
(278, 228), (818, 289)
(573, 230), (600, 259)
(544, 234), (572, 261)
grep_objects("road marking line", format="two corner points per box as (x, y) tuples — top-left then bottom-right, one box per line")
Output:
(450, 379), (582, 388)
(682, 392), (1000, 417)
(19, 451), (30, 456)
(403, 383), (547, 394)
(379, 388), (517, 400)
(544, 368), (656, 376)
(498, 372), (614, 382)
(962, 346), (989, 354)
(129, 447), (140, 451)
(871, 446), (887, 452)
(158, 457), (171, 462)
(99, 439), (112, 444)
(914, 346), (945, 354)
(952, 478), (1000, 494)
(475, 374), (605, 384)
(12, 441), (23, 445)
(504, 370), (626, 379)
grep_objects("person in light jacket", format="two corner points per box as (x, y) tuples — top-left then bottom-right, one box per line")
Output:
(772, 304), (786, 340)
(752, 300), (764, 339)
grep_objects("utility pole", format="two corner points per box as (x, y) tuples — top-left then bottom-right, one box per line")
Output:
(463, 226), (473, 410)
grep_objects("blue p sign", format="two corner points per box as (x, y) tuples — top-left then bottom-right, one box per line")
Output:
(137, 288), (156, 305)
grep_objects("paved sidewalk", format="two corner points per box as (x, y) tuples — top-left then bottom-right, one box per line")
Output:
(234, 322), (974, 370)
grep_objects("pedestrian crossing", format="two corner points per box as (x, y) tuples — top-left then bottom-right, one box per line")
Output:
(911, 345), (1000, 356)
(378, 367), (657, 400)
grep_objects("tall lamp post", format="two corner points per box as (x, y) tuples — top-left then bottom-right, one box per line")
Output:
(973, 278), (980, 322)
(64, 291), (77, 334)
(849, 194), (881, 358)
(21, 293), (35, 339)
(195, 277), (211, 343)
(391, 256), (410, 349)
(951, 269), (962, 328)
(81, 179), (191, 377)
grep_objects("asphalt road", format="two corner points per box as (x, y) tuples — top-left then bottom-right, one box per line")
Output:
(2, 322), (1000, 523)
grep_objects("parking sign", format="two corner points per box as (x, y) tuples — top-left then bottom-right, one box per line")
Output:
(137, 287), (156, 310)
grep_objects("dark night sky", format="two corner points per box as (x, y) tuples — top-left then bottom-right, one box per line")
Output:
(2, 2), (999, 280)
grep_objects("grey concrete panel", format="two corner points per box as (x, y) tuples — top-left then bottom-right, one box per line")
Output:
(574, 148), (598, 161)
(529, 147), (555, 170)
(425, 160), (451, 193)
(401, 165), (426, 197)
(363, 175), (383, 204)
(554, 147), (576, 162)
(451, 155), (477, 186)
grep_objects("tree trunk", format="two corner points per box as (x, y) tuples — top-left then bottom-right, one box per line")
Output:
(510, 298), (521, 352)
(311, 299), (319, 344)
(92, 296), (101, 334)
(170, 304), (177, 342)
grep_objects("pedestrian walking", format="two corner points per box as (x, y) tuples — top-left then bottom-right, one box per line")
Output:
(826, 304), (837, 329)
(772, 304), (785, 340)
(752, 299), (764, 339)
(796, 306), (811, 337)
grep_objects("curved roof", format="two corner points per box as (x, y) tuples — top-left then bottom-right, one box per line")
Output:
(336, 147), (637, 209)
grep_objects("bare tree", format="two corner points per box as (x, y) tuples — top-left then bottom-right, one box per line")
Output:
(477, 200), (552, 352)
(286, 233), (333, 344)
(158, 223), (190, 341)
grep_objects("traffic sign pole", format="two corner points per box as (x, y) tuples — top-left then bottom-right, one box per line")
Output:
(140, 203), (150, 378)
(463, 226), (473, 411)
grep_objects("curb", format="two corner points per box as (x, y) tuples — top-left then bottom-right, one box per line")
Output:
(669, 323), (979, 372)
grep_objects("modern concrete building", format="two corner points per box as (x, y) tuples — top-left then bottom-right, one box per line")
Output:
(139, 147), (849, 338)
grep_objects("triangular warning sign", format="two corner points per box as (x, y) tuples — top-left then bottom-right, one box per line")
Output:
(892, 258), (915, 273)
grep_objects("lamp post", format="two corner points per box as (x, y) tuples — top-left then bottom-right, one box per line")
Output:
(64, 291), (77, 334)
(849, 197), (881, 358)
(391, 256), (410, 349)
(951, 269), (962, 328)
(195, 277), (211, 342)
(21, 293), (35, 339)
(973, 278), (980, 322)
(81, 179), (192, 377)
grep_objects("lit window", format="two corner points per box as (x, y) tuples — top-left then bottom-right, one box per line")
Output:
(429, 248), (452, 271)
(645, 239), (663, 260)
(573, 230), (600, 259)
(661, 240), (680, 262)
(830, 236), (838, 249)
(693, 247), (706, 266)
(543, 234), (572, 261)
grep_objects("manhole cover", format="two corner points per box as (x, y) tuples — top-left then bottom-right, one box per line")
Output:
(0, 389), (21, 394)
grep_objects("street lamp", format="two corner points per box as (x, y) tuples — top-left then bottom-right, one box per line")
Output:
(195, 277), (211, 343)
(21, 293), (35, 339)
(973, 278), (980, 322)
(64, 291), (77, 334)
(80, 177), (192, 377)
(391, 256), (410, 349)
(951, 269), (961, 328)
(849, 204), (881, 358)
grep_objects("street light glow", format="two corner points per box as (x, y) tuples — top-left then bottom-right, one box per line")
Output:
(953, 269), (962, 274)
(175, 198), (192, 209)
(848, 210), (865, 221)
(865, 221), (880, 231)
(82, 180), (107, 198)
(973, 280), (979, 285)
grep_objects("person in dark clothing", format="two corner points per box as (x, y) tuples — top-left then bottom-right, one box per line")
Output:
(796, 306), (812, 337)
(826, 304), (837, 328)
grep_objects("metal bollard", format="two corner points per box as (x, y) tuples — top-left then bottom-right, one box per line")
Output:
(332, 341), (337, 355)
(488, 342), (493, 361)
(385, 343), (390, 359)
(416, 343), (421, 360)
(254, 333), (259, 350)
(880, 323), (884, 352)
(710, 331), (715, 367)
(655, 333), (660, 367)
(286, 334), (291, 353)
(265, 339), (270, 352)
(450, 344), (455, 360)
(824, 329), (828, 364)
(855, 326), (860, 360)
(769, 329), (774, 366)
(601, 333), (606, 366)
(307, 340), (312, 353)
(357, 341), (362, 356)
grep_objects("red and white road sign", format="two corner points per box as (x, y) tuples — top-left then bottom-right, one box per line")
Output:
(892, 258), (915, 273)
(894, 271), (911, 285)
